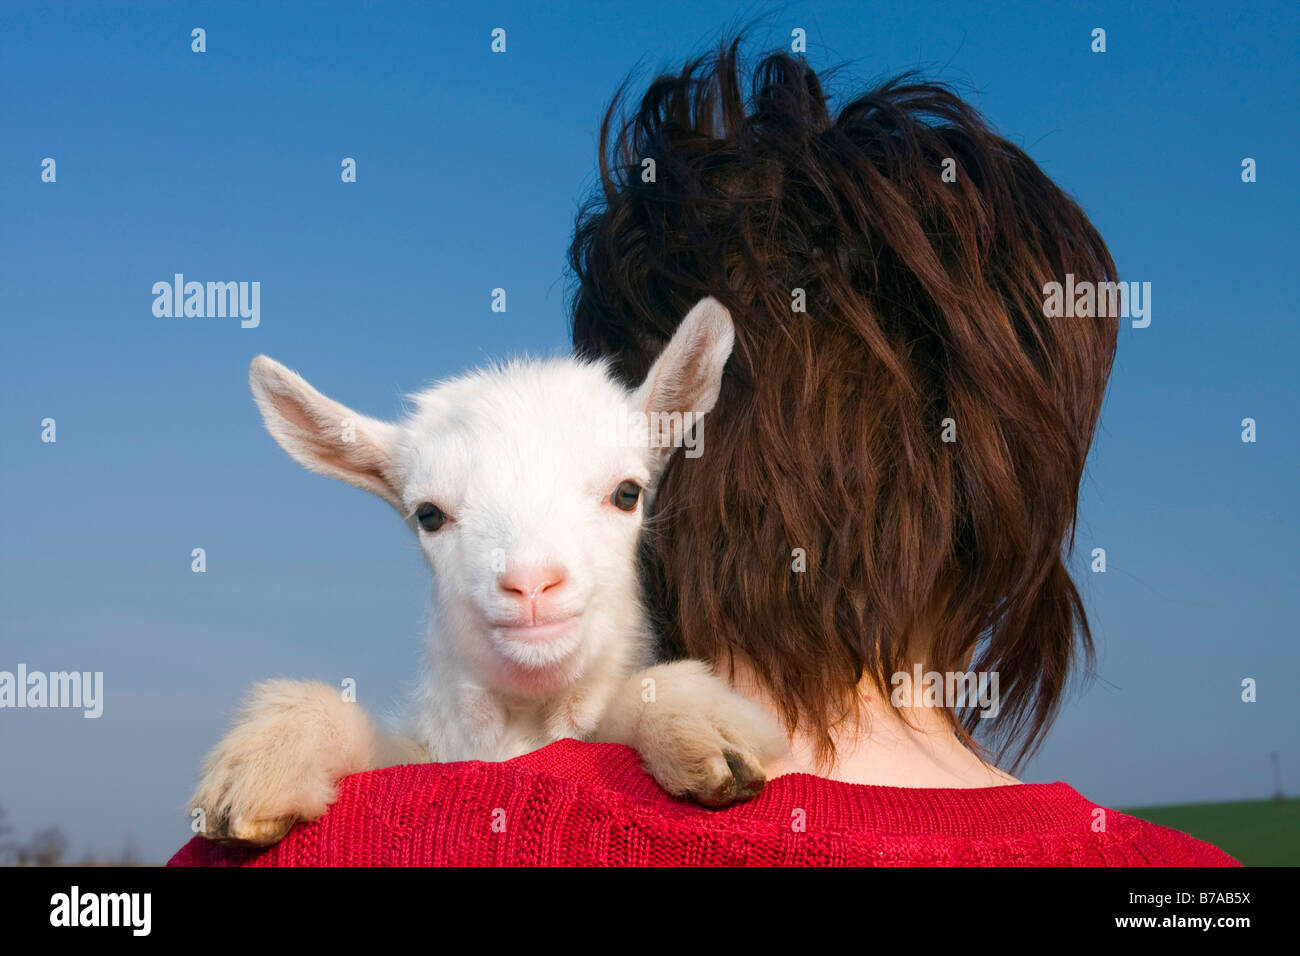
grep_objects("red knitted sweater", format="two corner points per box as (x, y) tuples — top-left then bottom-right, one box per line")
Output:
(168, 739), (1237, 866)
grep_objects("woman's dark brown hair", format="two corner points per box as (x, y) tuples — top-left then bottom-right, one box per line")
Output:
(569, 39), (1119, 772)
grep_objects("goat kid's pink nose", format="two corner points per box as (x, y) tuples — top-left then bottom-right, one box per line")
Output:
(497, 562), (568, 602)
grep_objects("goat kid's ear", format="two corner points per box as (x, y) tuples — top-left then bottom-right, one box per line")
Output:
(630, 296), (735, 460)
(249, 356), (404, 512)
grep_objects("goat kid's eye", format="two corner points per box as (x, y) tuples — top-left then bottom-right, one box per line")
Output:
(610, 480), (642, 512)
(416, 503), (449, 532)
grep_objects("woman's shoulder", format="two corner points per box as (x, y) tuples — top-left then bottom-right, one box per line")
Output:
(166, 739), (669, 866)
(167, 740), (1239, 866)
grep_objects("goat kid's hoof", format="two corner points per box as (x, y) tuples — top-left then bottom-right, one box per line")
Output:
(210, 813), (297, 848)
(689, 749), (767, 808)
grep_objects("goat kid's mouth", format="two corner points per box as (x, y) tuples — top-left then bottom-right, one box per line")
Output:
(489, 614), (581, 646)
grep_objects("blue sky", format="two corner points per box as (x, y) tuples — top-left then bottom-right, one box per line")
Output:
(1, 1), (1296, 862)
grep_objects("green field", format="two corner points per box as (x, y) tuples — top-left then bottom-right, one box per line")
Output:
(1120, 797), (1299, 866)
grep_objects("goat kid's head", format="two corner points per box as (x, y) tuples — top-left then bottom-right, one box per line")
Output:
(248, 297), (734, 698)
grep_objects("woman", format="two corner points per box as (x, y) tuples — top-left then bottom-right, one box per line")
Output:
(171, 41), (1234, 866)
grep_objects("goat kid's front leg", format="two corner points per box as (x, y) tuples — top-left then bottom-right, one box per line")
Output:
(594, 660), (787, 807)
(191, 679), (422, 846)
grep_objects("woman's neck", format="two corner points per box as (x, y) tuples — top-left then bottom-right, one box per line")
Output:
(721, 656), (1021, 789)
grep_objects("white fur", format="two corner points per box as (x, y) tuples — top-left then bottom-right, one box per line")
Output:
(193, 297), (783, 845)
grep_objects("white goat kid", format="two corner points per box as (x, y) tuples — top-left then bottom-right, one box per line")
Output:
(193, 296), (783, 845)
